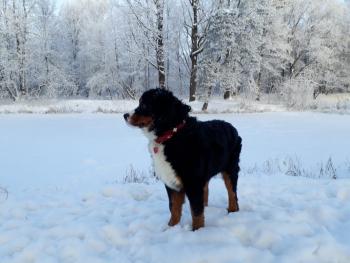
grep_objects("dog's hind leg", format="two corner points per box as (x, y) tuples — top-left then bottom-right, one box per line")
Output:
(222, 172), (239, 213)
(222, 136), (242, 213)
(165, 186), (185, 226)
(203, 182), (209, 207)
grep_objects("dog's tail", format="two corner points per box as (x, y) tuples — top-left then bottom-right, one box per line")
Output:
(234, 136), (242, 165)
(225, 135), (242, 194)
(237, 136), (242, 153)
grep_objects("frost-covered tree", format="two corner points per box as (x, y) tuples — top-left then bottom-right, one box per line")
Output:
(0, 0), (349, 102)
(199, 1), (238, 108)
(199, 0), (268, 107)
(30, 0), (76, 98)
(59, 0), (84, 96)
(254, 0), (290, 100)
(279, 0), (349, 102)
(126, 0), (166, 89)
(0, 0), (35, 100)
(183, 0), (213, 101)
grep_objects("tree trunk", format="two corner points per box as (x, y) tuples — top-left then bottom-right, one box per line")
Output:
(202, 101), (209, 111)
(176, 40), (184, 96)
(202, 84), (212, 111)
(256, 71), (262, 101)
(189, 0), (199, 102)
(13, 0), (27, 97)
(223, 90), (231, 100)
(155, 0), (166, 89)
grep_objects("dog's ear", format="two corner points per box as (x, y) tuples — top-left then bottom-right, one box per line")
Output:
(176, 100), (191, 118)
(168, 97), (191, 124)
(152, 90), (191, 134)
(184, 104), (191, 114)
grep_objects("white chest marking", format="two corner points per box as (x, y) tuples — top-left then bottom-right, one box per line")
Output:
(143, 129), (182, 191)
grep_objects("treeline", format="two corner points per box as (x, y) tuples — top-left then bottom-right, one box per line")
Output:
(0, 0), (349, 104)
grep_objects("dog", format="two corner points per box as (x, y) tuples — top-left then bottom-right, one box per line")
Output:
(124, 88), (242, 230)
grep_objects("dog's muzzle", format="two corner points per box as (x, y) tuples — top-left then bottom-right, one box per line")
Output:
(123, 113), (130, 121)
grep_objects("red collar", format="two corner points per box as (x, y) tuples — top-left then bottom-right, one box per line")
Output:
(155, 121), (186, 144)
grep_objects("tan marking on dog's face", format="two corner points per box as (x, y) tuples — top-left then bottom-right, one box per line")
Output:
(128, 113), (153, 128)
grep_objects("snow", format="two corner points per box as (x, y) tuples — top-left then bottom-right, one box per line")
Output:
(0, 98), (287, 114)
(0, 100), (139, 114)
(1, 94), (349, 114)
(1, 112), (350, 263)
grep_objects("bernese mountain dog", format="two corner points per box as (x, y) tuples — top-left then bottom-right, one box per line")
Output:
(124, 88), (242, 230)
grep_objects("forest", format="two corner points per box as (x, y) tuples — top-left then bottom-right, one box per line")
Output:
(0, 0), (349, 108)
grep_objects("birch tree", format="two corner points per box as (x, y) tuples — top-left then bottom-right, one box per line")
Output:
(127, 0), (166, 89)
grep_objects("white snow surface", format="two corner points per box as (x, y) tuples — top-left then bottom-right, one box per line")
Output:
(1, 94), (350, 114)
(0, 98), (285, 114)
(1, 113), (350, 263)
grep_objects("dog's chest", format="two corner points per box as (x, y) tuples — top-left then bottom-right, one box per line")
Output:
(149, 142), (182, 191)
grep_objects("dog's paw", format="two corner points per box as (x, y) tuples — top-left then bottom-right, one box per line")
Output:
(161, 223), (181, 232)
(227, 204), (239, 213)
(168, 217), (181, 227)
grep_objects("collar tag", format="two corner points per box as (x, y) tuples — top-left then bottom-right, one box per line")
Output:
(153, 146), (159, 154)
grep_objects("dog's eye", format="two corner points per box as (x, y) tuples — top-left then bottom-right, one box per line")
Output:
(136, 104), (148, 115)
(139, 104), (146, 110)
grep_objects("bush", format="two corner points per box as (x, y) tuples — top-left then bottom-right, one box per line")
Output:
(242, 156), (338, 179)
(280, 76), (316, 110)
(122, 165), (156, 184)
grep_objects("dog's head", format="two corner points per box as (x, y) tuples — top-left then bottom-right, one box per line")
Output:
(124, 88), (191, 135)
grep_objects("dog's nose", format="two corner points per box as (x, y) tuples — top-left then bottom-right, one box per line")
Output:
(123, 113), (130, 121)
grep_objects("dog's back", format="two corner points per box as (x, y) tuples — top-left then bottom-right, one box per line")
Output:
(198, 119), (242, 177)
(165, 117), (242, 181)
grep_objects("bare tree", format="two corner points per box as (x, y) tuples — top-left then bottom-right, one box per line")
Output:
(184, 0), (212, 101)
(126, 0), (166, 89)
(0, 0), (35, 100)
(155, 0), (165, 89)
(60, 1), (82, 95)
(13, 0), (34, 97)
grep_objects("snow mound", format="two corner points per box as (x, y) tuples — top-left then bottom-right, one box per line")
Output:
(1, 177), (350, 263)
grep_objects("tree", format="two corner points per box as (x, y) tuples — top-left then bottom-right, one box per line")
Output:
(59, 0), (83, 95)
(185, 0), (211, 101)
(127, 0), (166, 89)
(0, 0), (348, 102)
(199, 0), (266, 108)
(0, 0), (35, 100)
(30, 0), (76, 98)
(279, 0), (349, 101)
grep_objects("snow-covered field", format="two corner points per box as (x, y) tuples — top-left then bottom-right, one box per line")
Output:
(0, 93), (349, 114)
(1, 113), (350, 263)
(0, 98), (285, 114)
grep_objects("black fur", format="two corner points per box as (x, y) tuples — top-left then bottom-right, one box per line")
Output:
(125, 88), (242, 229)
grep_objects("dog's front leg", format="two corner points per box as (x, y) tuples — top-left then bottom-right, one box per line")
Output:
(165, 185), (185, 226)
(186, 187), (205, 231)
